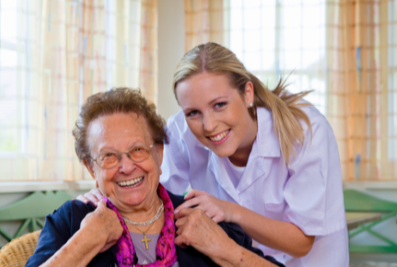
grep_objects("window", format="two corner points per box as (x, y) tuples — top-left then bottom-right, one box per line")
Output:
(0, 0), (157, 181)
(229, 0), (327, 114)
(0, 1), (18, 154)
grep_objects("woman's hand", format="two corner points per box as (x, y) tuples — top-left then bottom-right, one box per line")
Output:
(174, 208), (233, 258)
(174, 208), (277, 267)
(174, 190), (237, 223)
(80, 200), (123, 252)
(40, 200), (123, 267)
(76, 188), (104, 206)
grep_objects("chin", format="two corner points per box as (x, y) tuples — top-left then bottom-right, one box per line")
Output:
(211, 147), (236, 158)
(116, 192), (145, 206)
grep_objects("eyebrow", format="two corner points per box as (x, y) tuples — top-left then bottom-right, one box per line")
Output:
(97, 140), (146, 153)
(183, 96), (228, 113)
(208, 96), (227, 105)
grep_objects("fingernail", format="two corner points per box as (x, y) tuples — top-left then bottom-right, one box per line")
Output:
(174, 209), (179, 214)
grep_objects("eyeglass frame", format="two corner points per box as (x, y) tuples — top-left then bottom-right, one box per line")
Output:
(89, 143), (155, 169)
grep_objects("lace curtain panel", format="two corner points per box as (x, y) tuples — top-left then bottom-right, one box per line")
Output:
(0, 0), (158, 181)
(186, 0), (397, 180)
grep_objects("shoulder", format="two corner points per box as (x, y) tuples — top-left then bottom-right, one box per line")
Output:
(48, 200), (96, 232)
(54, 200), (95, 218)
(299, 102), (331, 131)
(166, 190), (185, 208)
(258, 102), (333, 142)
(166, 110), (202, 148)
(25, 200), (97, 267)
(165, 110), (189, 136)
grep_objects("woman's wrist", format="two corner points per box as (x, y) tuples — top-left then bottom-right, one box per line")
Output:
(210, 238), (243, 267)
(229, 202), (243, 224)
(78, 224), (108, 251)
(41, 229), (105, 267)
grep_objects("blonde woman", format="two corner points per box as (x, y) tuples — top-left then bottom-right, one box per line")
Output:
(79, 43), (349, 267)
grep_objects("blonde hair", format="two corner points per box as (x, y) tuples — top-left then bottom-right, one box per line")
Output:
(173, 42), (312, 164)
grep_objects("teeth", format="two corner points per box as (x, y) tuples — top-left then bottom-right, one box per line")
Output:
(209, 130), (229, 142)
(117, 177), (144, 188)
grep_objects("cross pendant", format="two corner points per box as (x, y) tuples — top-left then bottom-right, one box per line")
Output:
(141, 234), (151, 250)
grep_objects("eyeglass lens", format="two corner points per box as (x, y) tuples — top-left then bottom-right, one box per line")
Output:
(96, 144), (151, 168)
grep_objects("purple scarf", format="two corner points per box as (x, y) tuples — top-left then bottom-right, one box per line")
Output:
(104, 183), (177, 267)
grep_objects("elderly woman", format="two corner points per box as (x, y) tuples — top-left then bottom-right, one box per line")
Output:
(26, 88), (283, 267)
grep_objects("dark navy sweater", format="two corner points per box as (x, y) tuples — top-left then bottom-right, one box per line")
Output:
(26, 191), (284, 267)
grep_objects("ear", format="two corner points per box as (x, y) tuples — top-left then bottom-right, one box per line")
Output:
(244, 81), (254, 107)
(83, 159), (96, 179)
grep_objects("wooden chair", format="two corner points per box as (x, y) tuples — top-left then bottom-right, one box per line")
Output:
(0, 191), (72, 244)
(0, 230), (40, 267)
(344, 189), (397, 253)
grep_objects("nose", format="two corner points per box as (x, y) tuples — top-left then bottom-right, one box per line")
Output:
(202, 112), (217, 133)
(118, 153), (136, 174)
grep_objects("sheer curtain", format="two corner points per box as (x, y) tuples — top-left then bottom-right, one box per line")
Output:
(0, 0), (158, 181)
(329, 0), (397, 180)
(185, 0), (397, 180)
(184, 0), (226, 51)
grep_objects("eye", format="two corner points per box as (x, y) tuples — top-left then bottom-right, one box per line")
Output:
(99, 152), (117, 162)
(103, 152), (115, 158)
(214, 102), (227, 109)
(186, 110), (199, 117)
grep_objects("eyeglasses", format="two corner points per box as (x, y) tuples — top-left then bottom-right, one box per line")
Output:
(90, 143), (154, 169)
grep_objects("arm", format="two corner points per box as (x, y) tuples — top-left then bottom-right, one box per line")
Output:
(39, 226), (106, 267)
(27, 200), (122, 267)
(174, 208), (281, 267)
(175, 118), (339, 257)
(230, 203), (314, 258)
(175, 191), (314, 258)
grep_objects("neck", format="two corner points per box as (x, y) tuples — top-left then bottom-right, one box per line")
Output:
(228, 116), (258, 167)
(117, 195), (163, 223)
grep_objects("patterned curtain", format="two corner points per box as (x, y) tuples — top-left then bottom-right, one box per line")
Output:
(184, 0), (226, 51)
(188, 0), (397, 180)
(328, 0), (397, 180)
(0, 0), (158, 181)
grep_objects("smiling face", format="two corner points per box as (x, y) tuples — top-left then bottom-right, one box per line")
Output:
(84, 112), (163, 212)
(176, 72), (257, 165)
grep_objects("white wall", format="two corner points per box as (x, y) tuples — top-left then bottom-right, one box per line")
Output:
(157, 0), (185, 121)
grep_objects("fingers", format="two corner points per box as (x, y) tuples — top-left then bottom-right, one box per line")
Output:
(175, 197), (202, 214)
(174, 235), (188, 249)
(174, 207), (197, 220)
(97, 199), (107, 209)
(83, 188), (103, 206)
(76, 195), (90, 204)
(211, 214), (223, 223)
(92, 188), (104, 201)
(184, 189), (207, 200)
(174, 216), (188, 230)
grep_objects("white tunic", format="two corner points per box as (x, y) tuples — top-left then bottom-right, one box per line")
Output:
(160, 106), (349, 267)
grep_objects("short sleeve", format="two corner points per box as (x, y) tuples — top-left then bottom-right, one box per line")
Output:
(25, 201), (73, 267)
(283, 115), (345, 236)
(160, 114), (191, 195)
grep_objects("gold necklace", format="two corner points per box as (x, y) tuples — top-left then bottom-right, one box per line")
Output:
(130, 221), (156, 250)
